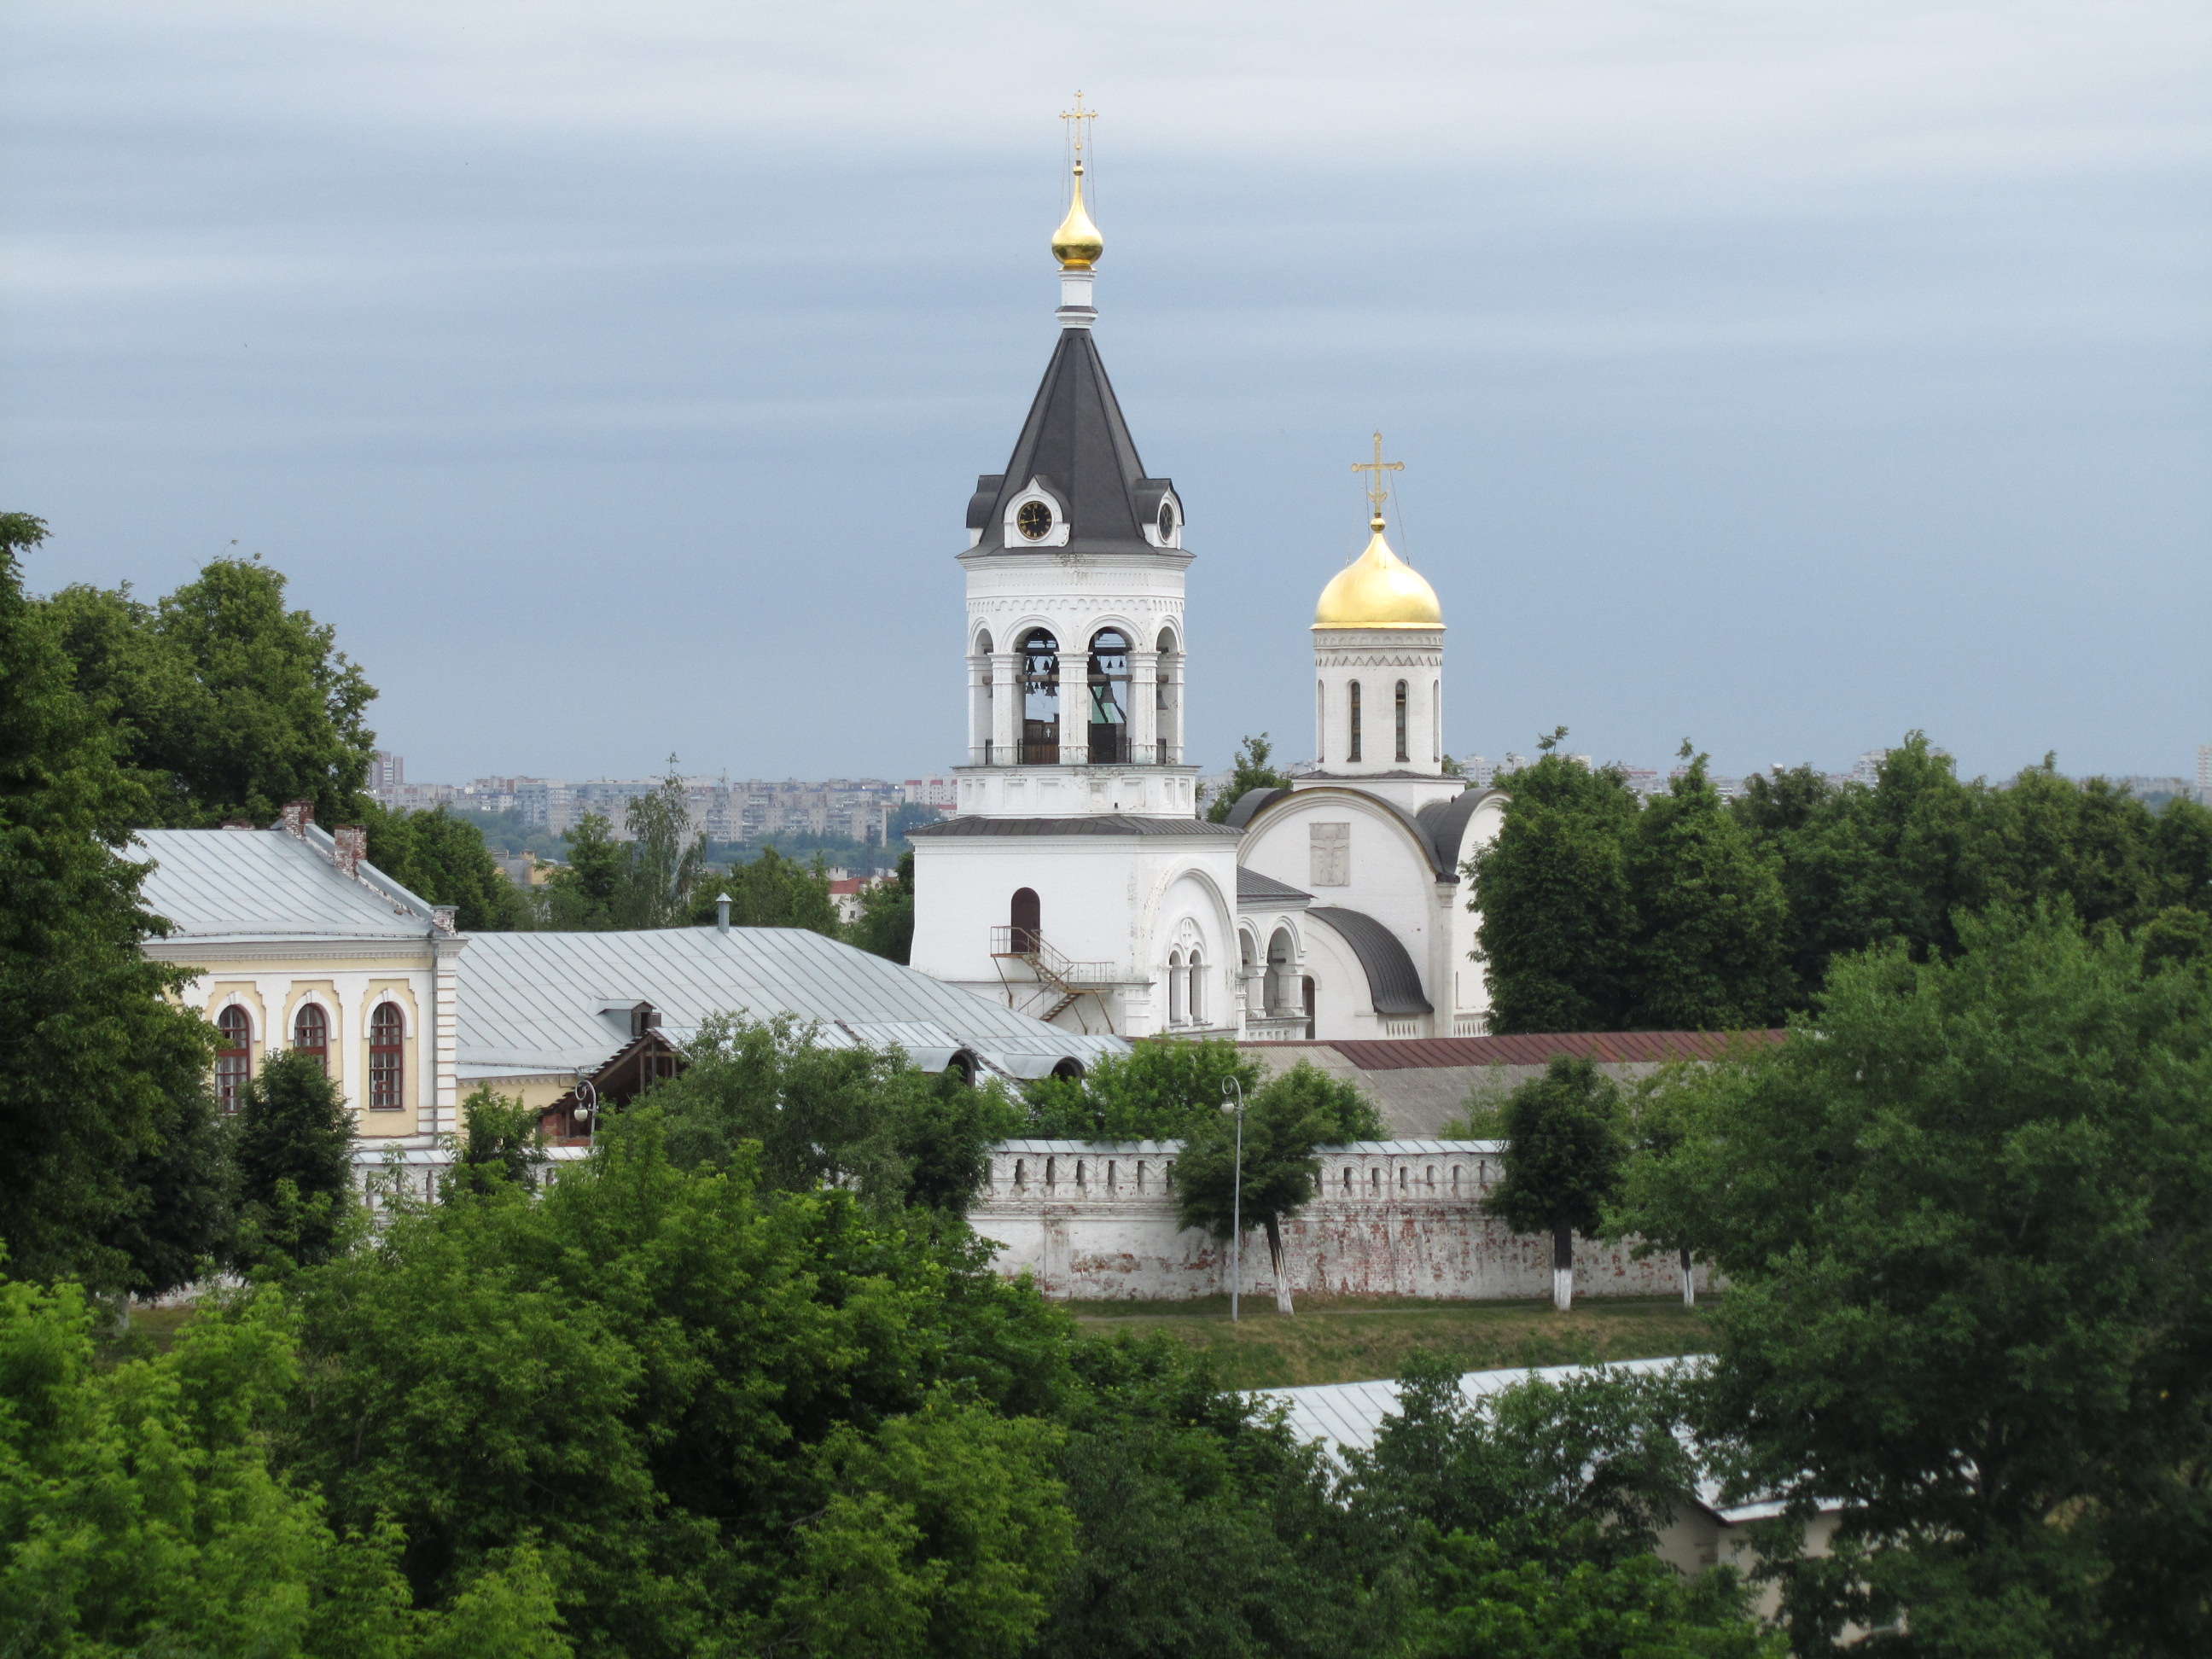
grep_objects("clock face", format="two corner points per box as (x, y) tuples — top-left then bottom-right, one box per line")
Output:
(1156, 499), (1174, 538)
(1016, 501), (1053, 541)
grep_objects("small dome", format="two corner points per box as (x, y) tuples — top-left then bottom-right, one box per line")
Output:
(1314, 521), (1444, 628)
(1051, 168), (1103, 270)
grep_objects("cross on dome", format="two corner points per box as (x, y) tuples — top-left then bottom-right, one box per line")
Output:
(1351, 431), (1404, 532)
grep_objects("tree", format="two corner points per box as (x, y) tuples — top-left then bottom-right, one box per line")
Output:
(46, 555), (376, 827)
(1174, 1074), (1336, 1315)
(1485, 1057), (1627, 1311)
(449, 1084), (547, 1196)
(362, 801), (525, 930)
(230, 1047), (357, 1274)
(620, 760), (707, 928)
(1206, 732), (1295, 823)
(851, 848), (917, 963)
(0, 513), (220, 1289)
(98, 1078), (235, 1301)
(1469, 742), (1640, 1033)
(1024, 1037), (1263, 1140)
(1618, 905), (2212, 1653)
(1621, 747), (1788, 1030)
(715, 843), (841, 936)
(539, 811), (625, 928)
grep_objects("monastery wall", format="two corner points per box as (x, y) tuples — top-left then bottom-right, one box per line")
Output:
(970, 1138), (1703, 1301)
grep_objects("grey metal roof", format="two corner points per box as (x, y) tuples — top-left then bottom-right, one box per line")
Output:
(1260, 1357), (1694, 1458)
(911, 814), (1241, 839)
(456, 925), (1128, 1079)
(1236, 865), (1313, 905)
(1414, 787), (1507, 876)
(1306, 906), (1434, 1016)
(1221, 787), (1289, 830)
(134, 829), (439, 943)
(968, 327), (1173, 556)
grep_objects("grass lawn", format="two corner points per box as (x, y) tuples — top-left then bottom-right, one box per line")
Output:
(1068, 1293), (1718, 1389)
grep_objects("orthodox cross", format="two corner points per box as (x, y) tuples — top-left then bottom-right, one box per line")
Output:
(1062, 90), (1097, 164)
(1351, 431), (1403, 520)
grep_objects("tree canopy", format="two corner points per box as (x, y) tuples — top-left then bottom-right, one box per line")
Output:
(1205, 732), (1295, 823)
(1483, 1057), (1627, 1311)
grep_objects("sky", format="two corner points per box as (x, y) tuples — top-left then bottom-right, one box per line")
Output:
(3, 1), (2207, 787)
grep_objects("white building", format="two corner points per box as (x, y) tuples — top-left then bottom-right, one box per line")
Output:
(908, 156), (1507, 1042)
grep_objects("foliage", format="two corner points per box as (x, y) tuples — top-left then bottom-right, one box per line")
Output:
(538, 811), (626, 927)
(44, 553), (375, 828)
(620, 760), (708, 928)
(449, 1084), (547, 1197)
(1486, 1057), (1627, 1299)
(1617, 904), (2212, 1654)
(638, 1011), (1014, 1214)
(1024, 1037), (1263, 1140)
(363, 800), (526, 930)
(851, 847), (917, 963)
(1205, 732), (1295, 823)
(0, 512), (220, 1290)
(0, 1272), (570, 1656)
(97, 1076), (234, 1299)
(711, 842), (842, 936)
(230, 1047), (357, 1276)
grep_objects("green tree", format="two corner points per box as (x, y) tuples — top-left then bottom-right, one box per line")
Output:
(1619, 905), (2212, 1654)
(1485, 1057), (1627, 1312)
(1622, 747), (1789, 1030)
(539, 811), (625, 928)
(230, 1047), (357, 1275)
(362, 801), (525, 930)
(717, 843), (841, 936)
(99, 1078), (235, 1301)
(1469, 738), (1641, 1033)
(620, 761), (707, 928)
(1024, 1037), (1263, 1140)
(1174, 1077), (1334, 1315)
(1206, 732), (1295, 823)
(851, 848), (917, 963)
(0, 513), (221, 1289)
(47, 555), (376, 827)
(450, 1083), (547, 1197)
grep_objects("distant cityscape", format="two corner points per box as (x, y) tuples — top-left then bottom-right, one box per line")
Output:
(371, 743), (2212, 849)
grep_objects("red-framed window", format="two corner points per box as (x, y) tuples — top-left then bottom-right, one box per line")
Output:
(215, 1004), (253, 1112)
(293, 1003), (329, 1074)
(369, 1003), (404, 1110)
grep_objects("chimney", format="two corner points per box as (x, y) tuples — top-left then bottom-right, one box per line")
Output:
(333, 824), (366, 877)
(716, 892), (731, 934)
(431, 905), (457, 934)
(281, 799), (314, 838)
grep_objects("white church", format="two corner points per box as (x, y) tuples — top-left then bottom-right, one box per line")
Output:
(910, 144), (1508, 1043)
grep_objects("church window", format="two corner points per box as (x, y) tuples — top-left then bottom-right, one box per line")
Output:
(215, 1004), (252, 1112)
(369, 1003), (404, 1111)
(1348, 680), (1363, 761)
(1156, 498), (1174, 539)
(1016, 499), (1053, 540)
(1167, 950), (1187, 1025)
(1154, 628), (1179, 765)
(1187, 948), (1205, 1025)
(293, 1003), (328, 1074)
(1432, 678), (1441, 762)
(1020, 630), (1060, 762)
(1316, 680), (1325, 765)
(1086, 629), (1130, 764)
(1394, 681), (1410, 763)
(1309, 823), (1349, 887)
(1009, 888), (1041, 953)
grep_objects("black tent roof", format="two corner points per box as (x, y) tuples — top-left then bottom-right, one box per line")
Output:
(966, 328), (1178, 556)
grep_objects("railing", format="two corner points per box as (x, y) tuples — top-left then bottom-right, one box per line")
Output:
(989, 928), (1113, 986)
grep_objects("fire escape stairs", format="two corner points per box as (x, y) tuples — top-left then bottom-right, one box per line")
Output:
(990, 928), (1115, 1033)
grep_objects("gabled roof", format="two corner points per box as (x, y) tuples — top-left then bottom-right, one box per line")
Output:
(134, 828), (440, 944)
(968, 328), (1175, 556)
(456, 925), (1126, 1080)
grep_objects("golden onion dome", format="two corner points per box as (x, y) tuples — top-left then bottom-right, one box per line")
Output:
(1051, 165), (1103, 269)
(1313, 517), (1445, 629)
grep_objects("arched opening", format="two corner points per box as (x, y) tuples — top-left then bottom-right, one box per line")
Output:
(369, 1003), (405, 1111)
(1154, 627), (1180, 765)
(1348, 679), (1363, 762)
(1432, 678), (1441, 763)
(1010, 888), (1041, 953)
(292, 1003), (329, 1074)
(1051, 1057), (1086, 1081)
(1187, 947), (1206, 1026)
(215, 1004), (253, 1112)
(973, 630), (995, 764)
(1087, 629), (1130, 764)
(1394, 679), (1410, 763)
(1167, 949), (1187, 1026)
(1316, 679), (1326, 765)
(1301, 975), (1317, 1039)
(1020, 629), (1060, 762)
(1266, 927), (1296, 1015)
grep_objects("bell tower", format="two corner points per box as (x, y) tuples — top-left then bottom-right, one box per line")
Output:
(910, 103), (1242, 1037)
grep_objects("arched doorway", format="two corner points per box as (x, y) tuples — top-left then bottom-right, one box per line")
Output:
(1010, 888), (1041, 954)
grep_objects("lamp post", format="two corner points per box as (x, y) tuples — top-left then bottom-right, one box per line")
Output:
(1222, 1077), (1246, 1322)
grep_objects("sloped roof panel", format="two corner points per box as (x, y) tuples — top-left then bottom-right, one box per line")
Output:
(134, 829), (436, 942)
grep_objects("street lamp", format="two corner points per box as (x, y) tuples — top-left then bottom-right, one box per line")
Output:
(1222, 1077), (1246, 1323)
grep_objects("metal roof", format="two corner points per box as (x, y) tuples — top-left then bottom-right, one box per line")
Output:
(456, 925), (1128, 1079)
(1236, 865), (1313, 905)
(134, 828), (439, 943)
(910, 814), (1240, 839)
(1306, 906), (1434, 1016)
(1251, 1031), (1790, 1070)
(1259, 1358), (1695, 1458)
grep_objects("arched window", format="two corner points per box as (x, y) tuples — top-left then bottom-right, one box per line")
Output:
(1432, 678), (1441, 763)
(1348, 679), (1363, 762)
(1167, 949), (1187, 1026)
(1266, 927), (1296, 1014)
(1020, 629), (1060, 763)
(1316, 679), (1326, 765)
(1087, 629), (1130, 764)
(1010, 888), (1041, 954)
(974, 630), (995, 764)
(1187, 948), (1206, 1026)
(293, 1003), (328, 1074)
(1394, 680), (1410, 763)
(369, 1003), (405, 1111)
(215, 1005), (252, 1112)
(1154, 627), (1179, 764)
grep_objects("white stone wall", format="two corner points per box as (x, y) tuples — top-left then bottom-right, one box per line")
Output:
(969, 1139), (1703, 1301)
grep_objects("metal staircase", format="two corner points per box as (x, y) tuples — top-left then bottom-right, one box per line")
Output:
(990, 927), (1116, 1032)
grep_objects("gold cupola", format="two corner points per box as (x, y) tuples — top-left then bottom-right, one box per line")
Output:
(1314, 512), (1444, 629)
(1051, 161), (1104, 270)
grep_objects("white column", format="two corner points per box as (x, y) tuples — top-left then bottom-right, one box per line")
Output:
(432, 937), (464, 1138)
(991, 651), (1018, 762)
(1061, 646), (1089, 765)
(1132, 649), (1158, 763)
(969, 654), (990, 764)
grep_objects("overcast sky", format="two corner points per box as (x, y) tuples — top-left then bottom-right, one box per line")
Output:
(4, 2), (2206, 786)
